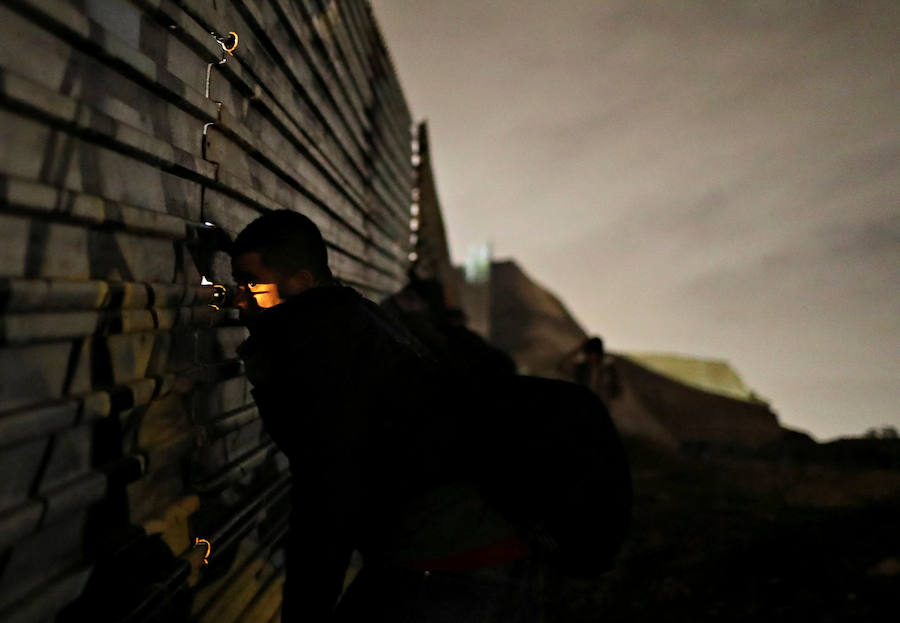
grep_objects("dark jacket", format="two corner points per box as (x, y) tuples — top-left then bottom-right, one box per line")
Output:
(238, 284), (520, 620)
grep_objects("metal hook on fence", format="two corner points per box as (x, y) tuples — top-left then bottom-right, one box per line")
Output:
(209, 284), (227, 311)
(205, 57), (226, 99)
(194, 537), (212, 566)
(213, 31), (239, 55)
(205, 30), (237, 99)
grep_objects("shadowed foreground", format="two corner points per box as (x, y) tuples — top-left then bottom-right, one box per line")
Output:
(543, 439), (899, 622)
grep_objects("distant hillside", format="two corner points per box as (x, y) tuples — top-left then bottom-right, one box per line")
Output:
(607, 354), (783, 450)
(488, 260), (587, 376)
(481, 260), (784, 450)
(618, 352), (769, 405)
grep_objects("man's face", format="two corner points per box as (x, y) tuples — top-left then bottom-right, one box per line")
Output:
(231, 251), (286, 317)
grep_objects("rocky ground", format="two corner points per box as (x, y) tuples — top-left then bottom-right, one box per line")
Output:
(543, 438), (900, 622)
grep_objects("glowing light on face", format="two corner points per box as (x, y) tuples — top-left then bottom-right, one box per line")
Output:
(247, 282), (283, 309)
(232, 252), (287, 314)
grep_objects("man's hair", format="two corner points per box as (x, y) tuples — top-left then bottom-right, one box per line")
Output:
(231, 210), (333, 281)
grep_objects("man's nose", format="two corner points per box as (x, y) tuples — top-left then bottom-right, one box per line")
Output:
(234, 287), (252, 309)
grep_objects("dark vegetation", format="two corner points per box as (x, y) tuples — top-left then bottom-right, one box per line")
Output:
(544, 437), (900, 622)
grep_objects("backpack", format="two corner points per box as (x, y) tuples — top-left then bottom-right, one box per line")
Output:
(467, 375), (633, 577)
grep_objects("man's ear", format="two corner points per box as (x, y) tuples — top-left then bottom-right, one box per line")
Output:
(298, 269), (317, 290)
(283, 269), (317, 296)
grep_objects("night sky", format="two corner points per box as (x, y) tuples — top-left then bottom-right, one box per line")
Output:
(372, 0), (899, 440)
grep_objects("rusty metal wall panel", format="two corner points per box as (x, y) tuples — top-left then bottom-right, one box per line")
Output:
(0, 0), (413, 620)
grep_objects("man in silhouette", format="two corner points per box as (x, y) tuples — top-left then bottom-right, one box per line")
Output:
(381, 274), (517, 378)
(231, 210), (538, 622)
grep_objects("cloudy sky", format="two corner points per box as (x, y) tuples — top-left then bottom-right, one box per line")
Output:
(371, 0), (899, 440)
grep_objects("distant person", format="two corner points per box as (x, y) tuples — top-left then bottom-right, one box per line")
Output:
(574, 336), (604, 388)
(572, 336), (621, 401)
(230, 210), (542, 622)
